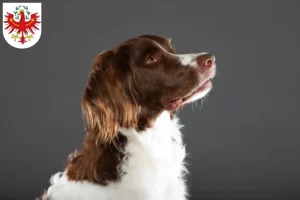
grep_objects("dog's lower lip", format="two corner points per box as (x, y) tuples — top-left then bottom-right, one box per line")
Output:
(194, 80), (211, 93)
(166, 79), (212, 109)
(182, 80), (211, 101)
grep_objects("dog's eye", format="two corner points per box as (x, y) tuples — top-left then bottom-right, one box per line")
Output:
(146, 55), (157, 64)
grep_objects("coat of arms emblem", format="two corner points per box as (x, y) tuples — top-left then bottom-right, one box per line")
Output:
(3, 3), (42, 49)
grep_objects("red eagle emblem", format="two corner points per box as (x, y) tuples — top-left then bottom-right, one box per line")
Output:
(4, 6), (40, 44)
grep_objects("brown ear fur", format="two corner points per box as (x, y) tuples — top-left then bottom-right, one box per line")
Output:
(82, 50), (139, 144)
(66, 50), (139, 184)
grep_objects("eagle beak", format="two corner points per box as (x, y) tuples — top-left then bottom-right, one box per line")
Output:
(18, 10), (24, 15)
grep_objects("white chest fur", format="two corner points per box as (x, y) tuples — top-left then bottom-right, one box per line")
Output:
(46, 111), (188, 200)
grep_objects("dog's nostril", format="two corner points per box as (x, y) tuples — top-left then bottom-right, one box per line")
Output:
(196, 54), (215, 68)
(206, 59), (213, 68)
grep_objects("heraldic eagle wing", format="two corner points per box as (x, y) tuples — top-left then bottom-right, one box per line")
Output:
(4, 9), (40, 43)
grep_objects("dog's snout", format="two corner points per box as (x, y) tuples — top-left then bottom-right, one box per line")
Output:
(196, 54), (215, 68)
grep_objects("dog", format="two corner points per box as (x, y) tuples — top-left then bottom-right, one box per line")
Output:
(37, 35), (216, 200)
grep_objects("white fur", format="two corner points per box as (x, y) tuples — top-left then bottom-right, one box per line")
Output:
(177, 52), (209, 67)
(153, 41), (208, 68)
(45, 111), (188, 200)
(178, 54), (197, 67)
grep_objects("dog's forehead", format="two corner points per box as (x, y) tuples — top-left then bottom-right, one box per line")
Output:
(138, 35), (170, 43)
(121, 38), (163, 51)
(137, 35), (174, 53)
(139, 35), (173, 48)
(121, 35), (169, 47)
(112, 35), (174, 55)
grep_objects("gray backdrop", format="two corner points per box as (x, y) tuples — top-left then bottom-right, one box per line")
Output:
(1, 0), (300, 200)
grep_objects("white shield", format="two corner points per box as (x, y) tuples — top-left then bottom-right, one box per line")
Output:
(2, 2), (42, 49)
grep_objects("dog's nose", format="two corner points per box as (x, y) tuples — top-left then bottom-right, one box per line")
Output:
(196, 54), (215, 68)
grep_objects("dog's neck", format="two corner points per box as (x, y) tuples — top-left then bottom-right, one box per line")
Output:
(65, 111), (179, 185)
(46, 110), (187, 200)
(120, 110), (173, 137)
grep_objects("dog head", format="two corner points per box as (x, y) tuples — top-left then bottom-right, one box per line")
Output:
(82, 35), (216, 143)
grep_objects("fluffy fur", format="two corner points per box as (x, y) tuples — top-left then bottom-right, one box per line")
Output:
(37, 35), (216, 200)
(45, 111), (187, 200)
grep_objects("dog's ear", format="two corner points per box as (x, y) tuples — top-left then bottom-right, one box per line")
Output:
(82, 50), (138, 144)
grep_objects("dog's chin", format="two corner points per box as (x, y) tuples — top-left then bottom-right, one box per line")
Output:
(165, 80), (213, 110)
(181, 80), (212, 105)
(182, 65), (216, 105)
(165, 65), (216, 110)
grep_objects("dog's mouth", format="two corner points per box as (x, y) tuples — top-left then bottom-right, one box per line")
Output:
(165, 79), (213, 110)
(182, 79), (212, 104)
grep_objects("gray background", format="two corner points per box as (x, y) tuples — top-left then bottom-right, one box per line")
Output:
(1, 0), (300, 199)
